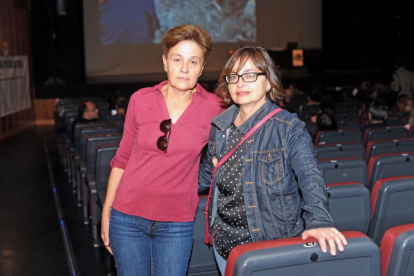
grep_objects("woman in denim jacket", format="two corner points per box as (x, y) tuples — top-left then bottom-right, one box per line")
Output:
(199, 46), (347, 275)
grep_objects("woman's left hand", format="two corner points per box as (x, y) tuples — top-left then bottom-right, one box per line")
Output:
(301, 227), (347, 256)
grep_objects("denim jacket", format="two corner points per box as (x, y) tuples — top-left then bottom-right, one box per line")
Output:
(199, 100), (333, 243)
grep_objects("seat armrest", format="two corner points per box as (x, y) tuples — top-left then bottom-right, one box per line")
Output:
(78, 160), (87, 171)
(85, 172), (96, 186)
(98, 191), (107, 209)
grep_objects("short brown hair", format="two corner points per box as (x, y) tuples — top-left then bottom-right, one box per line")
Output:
(215, 46), (285, 107)
(161, 24), (213, 64)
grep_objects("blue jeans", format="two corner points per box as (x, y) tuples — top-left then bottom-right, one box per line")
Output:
(109, 208), (194, 276)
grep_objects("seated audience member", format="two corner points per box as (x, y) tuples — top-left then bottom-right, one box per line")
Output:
(109, 96), (129, 118)
(316, 111), (338, 132)
(391, 59), (414, 97)
(396, 95), (413, 116)
(306, 83), (324, 105)
(361, 99), (388, 134)
(404, 110), (414, 130)
(310, 100), (336, 123)
(71, 101), (99, 141)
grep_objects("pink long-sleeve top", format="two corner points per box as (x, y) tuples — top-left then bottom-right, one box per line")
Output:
(111, 81), (223, 222)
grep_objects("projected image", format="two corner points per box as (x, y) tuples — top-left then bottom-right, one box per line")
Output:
(99, 0), (256, 45)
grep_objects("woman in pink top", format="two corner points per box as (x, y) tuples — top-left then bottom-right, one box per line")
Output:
(101, 25), (222, 276)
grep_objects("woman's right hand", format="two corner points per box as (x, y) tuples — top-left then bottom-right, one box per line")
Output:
(101, 209), (113, 255)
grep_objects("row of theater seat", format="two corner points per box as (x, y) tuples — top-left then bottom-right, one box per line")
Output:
(222, 98), (414, 275)
(193, 176), (414, 276)
(56, 98), (414, 275)
(316, 125), (414, 146)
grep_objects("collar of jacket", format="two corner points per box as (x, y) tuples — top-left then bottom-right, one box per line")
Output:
(212, 100), (280, 134)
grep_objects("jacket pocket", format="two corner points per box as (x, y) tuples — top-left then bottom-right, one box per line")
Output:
(258, 151), (283, 185)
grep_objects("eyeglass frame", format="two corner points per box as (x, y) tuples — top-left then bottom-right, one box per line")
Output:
(157, 119), (172, 153)
(225, 72), (266, 84)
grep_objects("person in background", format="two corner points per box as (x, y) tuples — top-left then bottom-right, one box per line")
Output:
(391, 59), (414, 97)
(361, 99), (389, 134)
(71, 101), (99, 141)
(316, 111), (338, 132)
(101, 24), (223, 276)
(199, 46), (346, 275)
(310, 100), (336, 124)
(404, 110), (414, 130)
(396, 95), (413, 117)
(108, 96), (129, 119)
(114, 96), (128, 116)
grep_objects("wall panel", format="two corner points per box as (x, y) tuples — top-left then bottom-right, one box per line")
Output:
(0, 0), (35, 139)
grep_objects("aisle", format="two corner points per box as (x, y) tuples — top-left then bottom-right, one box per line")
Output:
(0, 126), (68, 275)
(0, 125), (107, 276)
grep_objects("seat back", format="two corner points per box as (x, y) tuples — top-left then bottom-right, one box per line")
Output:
(327, 182), (370, 234)
(95, 144), (119, 192)
(114, 120), (125, 133)
(337, 119), (361, 129)
(64, 112), (77, 138)
(188, 196), (219, 275)
(367, 152), (414, 191)
(409, 125), (414, 138)
(315, 129), (362, 145)
(319, 157), (368, 187)
(315, 142), (365, 161)
(384, 117), (400, 126)
(86, 134), (122, 172)
(368, 176), (414, 245)
(79, 126), (119, 160)
(366, 138), (414, 162)
(363, 126), (408, 147)
(300, 104), (320, 119)
(73, 122), (109, 151)
(226, 231), (380, 276)
(381, 223), (414, 276)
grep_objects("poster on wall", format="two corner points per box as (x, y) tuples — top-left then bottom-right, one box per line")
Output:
(0, 56), (30, 117)
(292, 49), (304, 67)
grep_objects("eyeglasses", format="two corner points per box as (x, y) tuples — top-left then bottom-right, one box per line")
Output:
(225, 72), (266, 84)
(157, 119), (172, 153)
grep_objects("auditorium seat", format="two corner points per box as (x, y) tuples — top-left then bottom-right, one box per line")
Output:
(368, 176), (414, 245)
(335, 113), (360, 122)
(319, 157), (368, 187)
(315, 129), (362, 145)
(384, 117), (400, 126)
(363, 126), (408, 147)
(409, 125), (414, 138)
(300, 104), (320, 120)
(73, 126), (119, 195)
(335, 102), (358, 114)
(70, 123), (110, 188)
(188, 196), (219, 276)
(380, 223), (414, 276)
(113, 120), (125, 132)
(367, 151), (414, 191)
(337, 119), (361, 129)
(305, 122), (317, 141)
(365, 138), (414, 163)
(315, 142), (365, 161)
(86, 144), (119, 247)
(79, 133), (121, 225)
(327, 182), (370, 234)
(225, 231), (380, 276)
